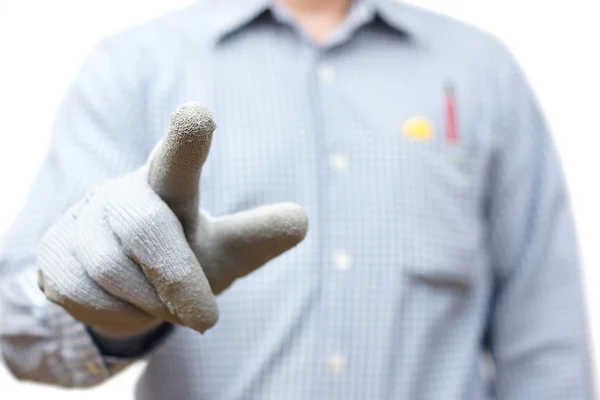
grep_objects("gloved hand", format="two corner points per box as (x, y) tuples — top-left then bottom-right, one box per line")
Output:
(36, 102), (309, 338)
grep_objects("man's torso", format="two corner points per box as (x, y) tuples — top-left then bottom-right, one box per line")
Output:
(117, 1), (504, 398)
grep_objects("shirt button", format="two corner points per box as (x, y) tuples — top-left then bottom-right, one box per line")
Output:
(85, 361), (102, 377)
(330, 153), (349, 172)
(318, 63), (335, 85)
(327, 353), (346, 374)
(333, 249), (352, 271)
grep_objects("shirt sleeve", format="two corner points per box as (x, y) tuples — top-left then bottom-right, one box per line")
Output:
(484, 43), (594, 399)
(0, 32), (165, 388)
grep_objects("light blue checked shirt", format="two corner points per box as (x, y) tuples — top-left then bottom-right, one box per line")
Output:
(0, 0), (594, 398)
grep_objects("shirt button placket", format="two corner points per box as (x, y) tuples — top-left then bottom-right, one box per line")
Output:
(314, 52), (351, 391)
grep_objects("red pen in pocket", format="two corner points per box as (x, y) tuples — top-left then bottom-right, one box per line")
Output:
(445, 83), (458, 145)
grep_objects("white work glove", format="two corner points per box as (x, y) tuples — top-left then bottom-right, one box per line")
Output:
(37, 102), (309, 338)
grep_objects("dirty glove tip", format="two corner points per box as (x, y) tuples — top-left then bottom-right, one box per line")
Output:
(170, 102), (217, 142)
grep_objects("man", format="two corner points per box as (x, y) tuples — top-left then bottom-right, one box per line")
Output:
(0, 0), (593, 398)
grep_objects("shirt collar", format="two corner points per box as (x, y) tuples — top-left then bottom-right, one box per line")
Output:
(205, 0), (414, 45)
(206, 0), (270, 43)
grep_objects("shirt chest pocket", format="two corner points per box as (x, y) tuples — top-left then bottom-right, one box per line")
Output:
(388, 135), (483, 291)
(391, 143), (486, 343)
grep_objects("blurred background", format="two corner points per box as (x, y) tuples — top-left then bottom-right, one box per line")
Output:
(0, 0), (598, 397)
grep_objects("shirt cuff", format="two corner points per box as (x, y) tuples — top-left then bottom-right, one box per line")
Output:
(2, 263), (168, 387)
(41, 301), (136, 386)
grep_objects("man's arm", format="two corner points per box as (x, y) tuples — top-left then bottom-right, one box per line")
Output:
(484, 44), (594, 399)
(0, 33), (169, 387)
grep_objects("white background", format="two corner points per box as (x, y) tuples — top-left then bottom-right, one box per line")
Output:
(0, 0), (598, 398)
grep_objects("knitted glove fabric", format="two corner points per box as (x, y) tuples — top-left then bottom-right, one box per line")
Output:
(37, 102), (309, 338)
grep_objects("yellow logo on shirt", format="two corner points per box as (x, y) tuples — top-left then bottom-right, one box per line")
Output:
(402, 117), (434, 141)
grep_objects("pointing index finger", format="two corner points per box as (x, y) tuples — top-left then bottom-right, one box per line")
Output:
(148, 102), (216, 239)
